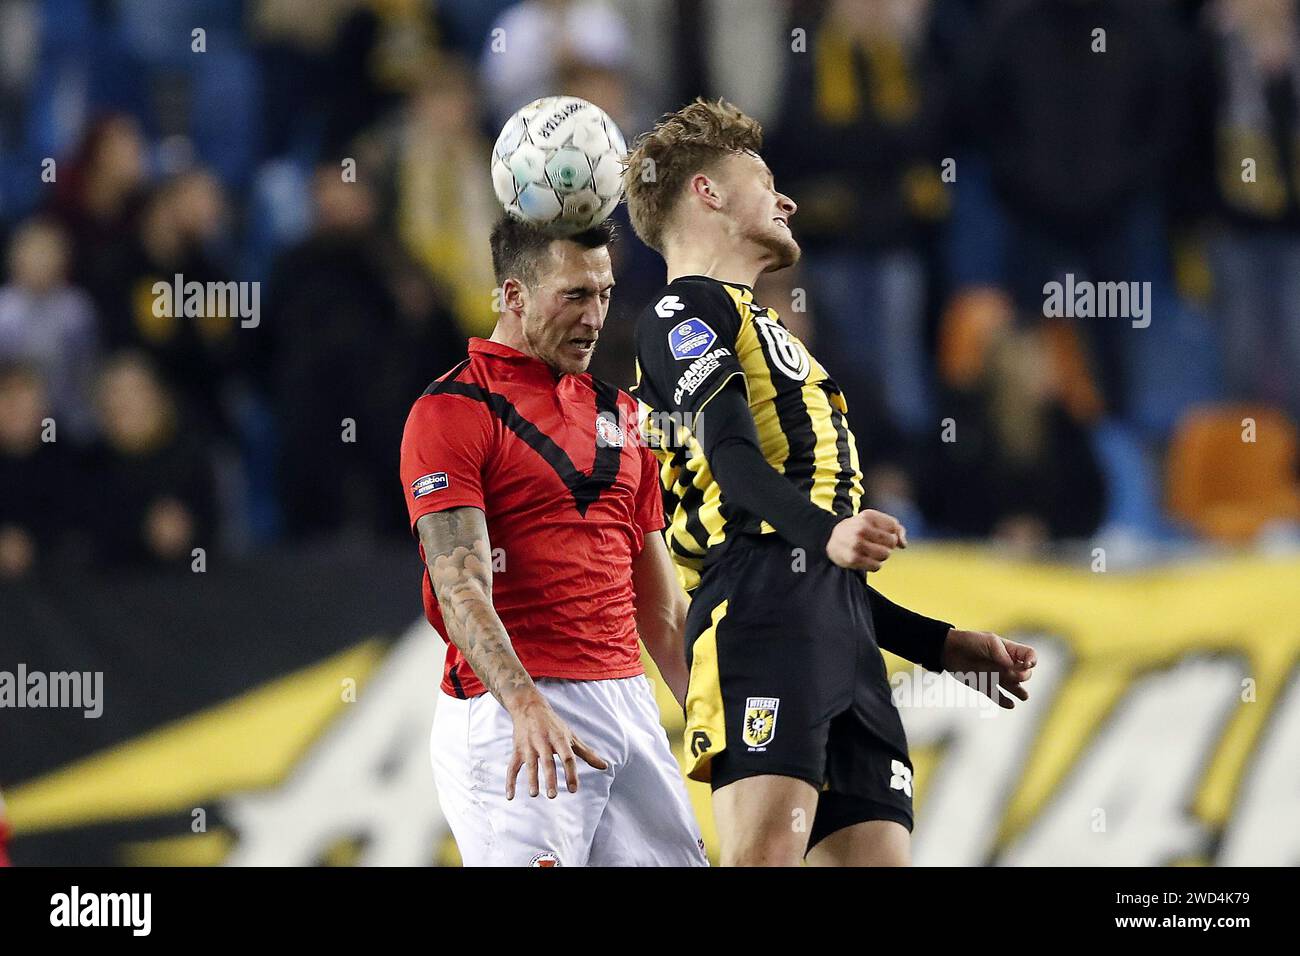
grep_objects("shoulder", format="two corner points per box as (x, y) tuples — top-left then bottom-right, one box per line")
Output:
(635, 277), (747, 365)
(420, 356), (477, 398)
(404, 358), (491, 431)
(637, 276), (745, 325)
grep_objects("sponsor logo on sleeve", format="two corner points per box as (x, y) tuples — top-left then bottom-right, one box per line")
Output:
(672, 348), (733, 405)
(668, 319), (717, 361)
(410, 472), (449, 499)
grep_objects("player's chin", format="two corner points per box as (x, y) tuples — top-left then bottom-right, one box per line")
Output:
(763, 233), (801, 271)
(555, 340), (596, 374)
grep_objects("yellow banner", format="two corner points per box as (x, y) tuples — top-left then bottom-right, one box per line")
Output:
(10, 548), (1298, 865)
(647, 547), (1300, 865)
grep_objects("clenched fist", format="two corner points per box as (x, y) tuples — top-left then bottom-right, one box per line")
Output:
(825, 510), (908, 571)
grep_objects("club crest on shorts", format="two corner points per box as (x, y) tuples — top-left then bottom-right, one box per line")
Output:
(595, 412), (624, 447)
(743, 696), (780, 749)
(528, 851), (561, 867)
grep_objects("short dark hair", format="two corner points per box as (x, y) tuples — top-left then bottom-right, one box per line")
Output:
(489, 216), (616, 287)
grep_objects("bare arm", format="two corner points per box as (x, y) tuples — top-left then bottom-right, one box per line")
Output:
(416, 507), (607, 797)
(632, 530), (691, 709)
(416, 507), (533, 709)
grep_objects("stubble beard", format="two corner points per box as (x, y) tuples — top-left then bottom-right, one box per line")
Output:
(523, 314), (590, 376)
(752, 224), (801, 273)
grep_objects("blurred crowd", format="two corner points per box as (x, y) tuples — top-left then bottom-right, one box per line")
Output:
(2, 0), (1300, 579)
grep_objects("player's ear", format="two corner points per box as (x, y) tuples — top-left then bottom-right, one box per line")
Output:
(501, 277), (528, 315)
(689, 172), (723, 210)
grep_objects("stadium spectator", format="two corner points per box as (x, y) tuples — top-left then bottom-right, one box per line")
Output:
(957, 0), (1189, 415)
(0, 362), (74, 578)
(920, 323), (1107, 545)
(767, 0), (951, 438)
(319, 0), (444, 156)
(1203, 0), (1300, 425)
(0, 218), (98, 439)
(49, 115), (149, 303)
(480, 0), (633, 127)
(266, 162), (465, 541)
(89, 170), (246, 440)
(86, 352), (217, 568)
(359, 56), (501, 339)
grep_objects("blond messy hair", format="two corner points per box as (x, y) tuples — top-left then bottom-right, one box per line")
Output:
(622, 98), (763, 254)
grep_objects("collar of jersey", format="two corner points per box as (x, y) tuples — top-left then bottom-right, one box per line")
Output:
(674, 274), (754, 292)
(468, 337), (581, 390)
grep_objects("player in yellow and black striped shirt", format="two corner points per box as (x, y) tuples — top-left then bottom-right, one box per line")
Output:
(625, 98), (1038, 867)
(632, 273), (863, 593)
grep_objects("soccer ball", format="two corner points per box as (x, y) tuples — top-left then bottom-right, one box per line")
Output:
(491, 96), (627, 235)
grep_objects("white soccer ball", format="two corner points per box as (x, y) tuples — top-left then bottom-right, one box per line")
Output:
(491, 96), (627, 234)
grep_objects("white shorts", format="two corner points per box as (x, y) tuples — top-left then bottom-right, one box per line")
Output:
(431, 674), (707, 867)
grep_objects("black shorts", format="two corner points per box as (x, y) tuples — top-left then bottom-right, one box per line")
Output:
(682, 532), (914, 845)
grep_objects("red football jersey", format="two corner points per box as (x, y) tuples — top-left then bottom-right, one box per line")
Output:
(400, 338), (664, 698)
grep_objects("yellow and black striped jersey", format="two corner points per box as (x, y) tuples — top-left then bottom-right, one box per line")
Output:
(630, 275), (864, 592)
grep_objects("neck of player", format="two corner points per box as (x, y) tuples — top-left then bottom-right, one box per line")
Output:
(663, 238), (764, 290)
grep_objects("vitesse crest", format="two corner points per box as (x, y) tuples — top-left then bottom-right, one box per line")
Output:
(743, 697), (780, 748)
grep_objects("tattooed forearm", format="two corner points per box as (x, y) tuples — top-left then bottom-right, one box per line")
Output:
(416, 508), (535, 708)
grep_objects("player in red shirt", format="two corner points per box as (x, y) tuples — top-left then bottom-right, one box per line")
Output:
(400, 217), (706, 866)
(0, 790), (11, 866)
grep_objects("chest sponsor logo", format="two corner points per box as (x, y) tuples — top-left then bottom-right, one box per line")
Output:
(672, 348), (732, 405)
(410, 472), (449, 499)
(668, 319), (717, 361)
(743, 696), (780, 749)
(529, 851), (562, 867)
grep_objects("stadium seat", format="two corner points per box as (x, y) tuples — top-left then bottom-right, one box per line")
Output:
(1166, 405), (1300, 543)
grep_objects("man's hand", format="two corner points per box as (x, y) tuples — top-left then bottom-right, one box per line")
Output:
(826, 509), (908, 571)
(940, 630), (1037, 709)
(505, 689), (609, 799)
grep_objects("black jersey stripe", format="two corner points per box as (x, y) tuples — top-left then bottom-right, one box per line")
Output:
(447, 663), (468, 699)
(423, 358), (472, 394)
(678, 471), (712, 555)
(829, 402), (855, 518)
(737, 297), (818, 497)
(426, 378), (623, 517)
(762, 368), (819, 497)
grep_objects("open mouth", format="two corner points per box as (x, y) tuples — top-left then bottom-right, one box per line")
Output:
(568, 337), (596, 353)
(773, 216), (789, 230)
